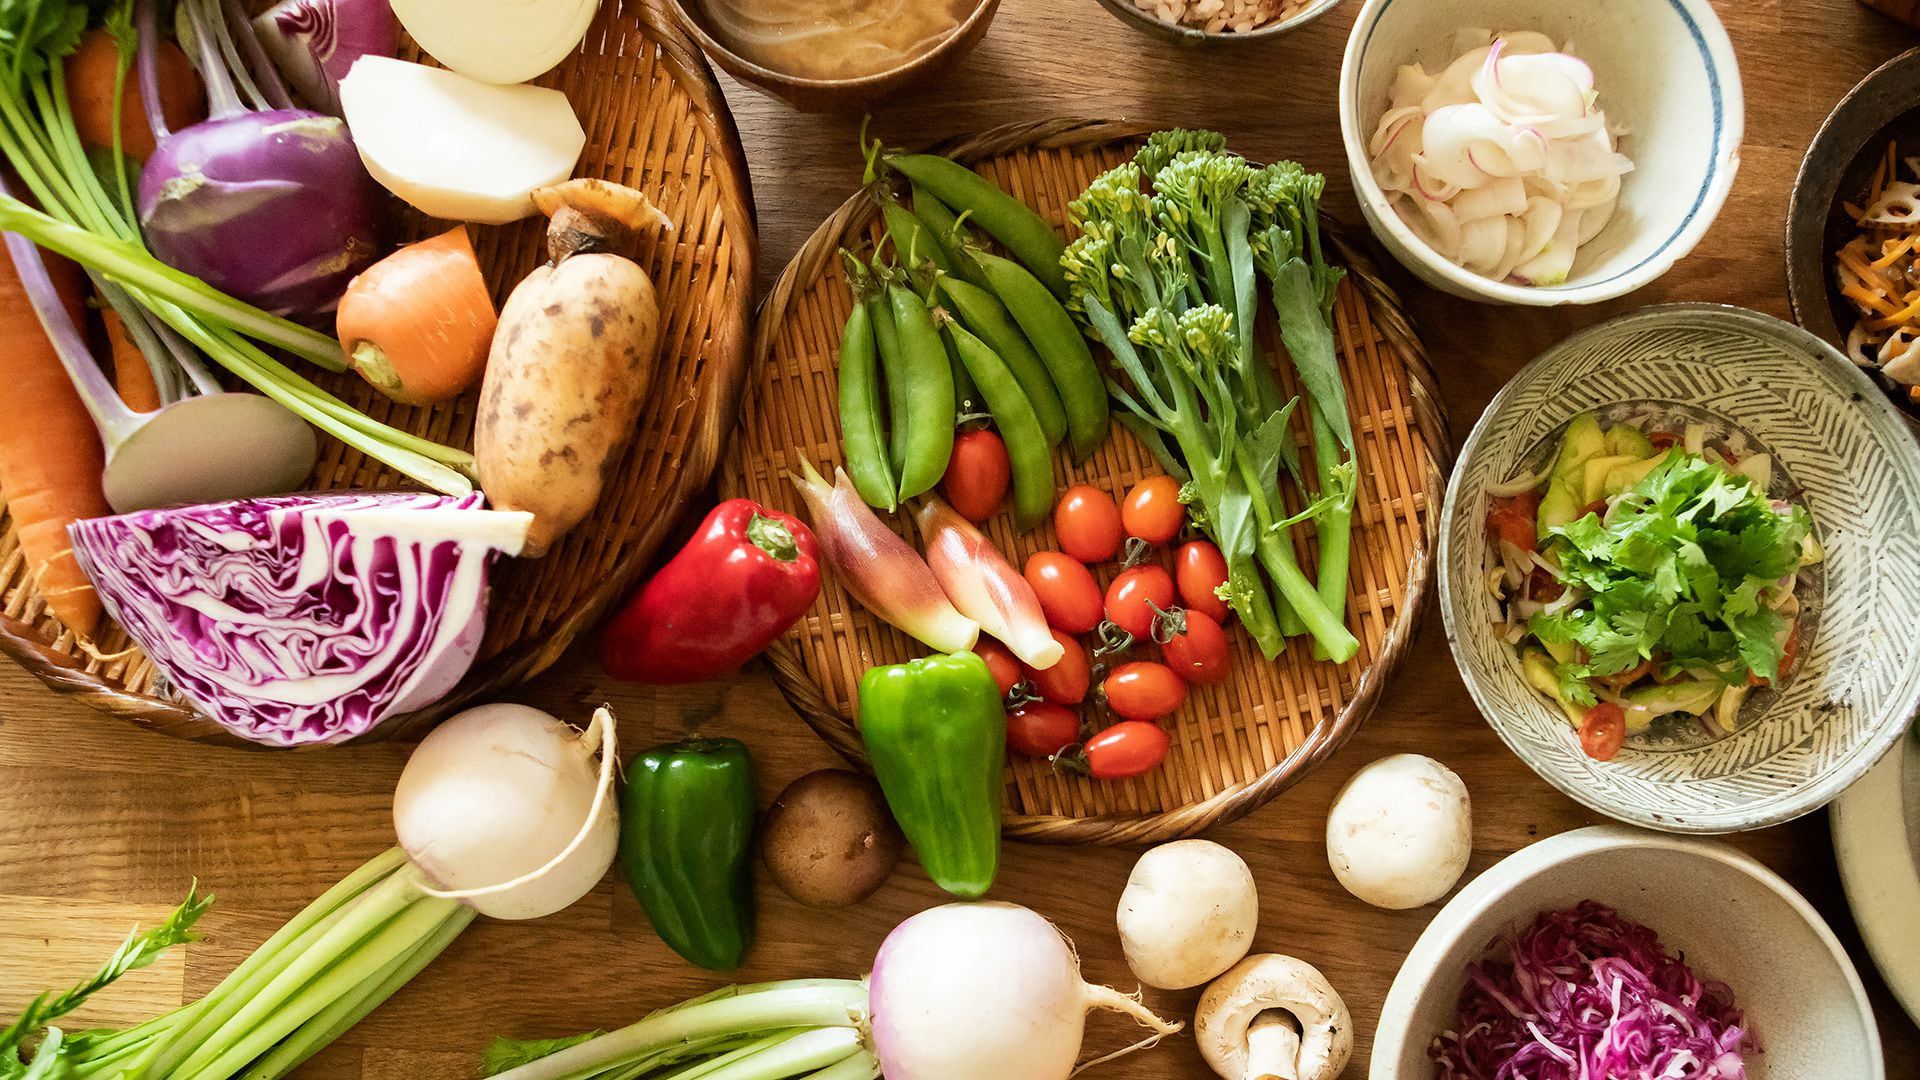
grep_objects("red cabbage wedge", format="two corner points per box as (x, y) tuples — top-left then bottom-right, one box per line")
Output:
(68, 492), (530, 746)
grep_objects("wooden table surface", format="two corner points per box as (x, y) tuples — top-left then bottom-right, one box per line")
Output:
(4, 0), (1919, 1076)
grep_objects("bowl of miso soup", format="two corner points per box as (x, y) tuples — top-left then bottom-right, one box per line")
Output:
(670, 0), (1001, 111)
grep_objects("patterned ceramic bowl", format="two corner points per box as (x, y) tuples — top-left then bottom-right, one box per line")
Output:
(1440, 305), (1920, 832)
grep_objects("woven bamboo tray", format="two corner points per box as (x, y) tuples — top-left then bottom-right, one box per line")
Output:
(0, 0), (756, 746)
(721, 118), (1450, 844)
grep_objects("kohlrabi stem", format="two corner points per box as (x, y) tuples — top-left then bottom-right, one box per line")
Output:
(237, 903), (476, 1080)
(488, 983), (871, 1080)
(185, 0), (244, 117)
(221, 0), (293, 110)
(137, 0), (174, 144)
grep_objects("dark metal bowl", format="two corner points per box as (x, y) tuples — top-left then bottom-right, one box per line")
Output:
(667, 0), (1001, 113)
(1089, 0), (1343, 45)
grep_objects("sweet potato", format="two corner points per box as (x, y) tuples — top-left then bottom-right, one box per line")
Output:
(475, 181), (667, 557)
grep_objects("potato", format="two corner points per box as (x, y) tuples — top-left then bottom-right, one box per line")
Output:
(476, 255), (658, 557)
(761, 770), (904, 908)
(1325, 754), (1472, 910)
(1116, 839), (1258, 990)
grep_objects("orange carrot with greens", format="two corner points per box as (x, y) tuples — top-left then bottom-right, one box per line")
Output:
(336, 226), (497, 405)
(103, 305), (160, 412)
(65, 26), (204, 160)
(0, 248), (108, 636)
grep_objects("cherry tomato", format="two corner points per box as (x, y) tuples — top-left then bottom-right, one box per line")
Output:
(1161, 609), (1232, 684)
(1175, 540), (1232, 623)
(1485, 492), (1540, 553)
(1122, 476), (1185, 544)
(1024, 551), (1103, 633)
(1025, 628), (1090, 705)
(1105, 564), (1175, 641)
(942, 429), (1011, 522)
(973, 638), (1023, 695)
(1054, 485), (1124, 563)
(1578, 702), (1627, 762)
(1006, 702), (1081, 758)
(1527, 566), (1565, 603)
(1102, 661), (1187, 721)
(1750, 622), (1802, 687)
(1648, 431), (1679, 451)
(1083, 721), (1170, 780)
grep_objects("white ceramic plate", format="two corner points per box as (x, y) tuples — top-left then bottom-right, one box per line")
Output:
(1440, 304), (1920, 831)
(1832, 728), (1920, 1027)
(1371, 826), (1883, 1079)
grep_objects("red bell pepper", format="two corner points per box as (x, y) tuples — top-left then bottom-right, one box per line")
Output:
(599, 499), (820, 684)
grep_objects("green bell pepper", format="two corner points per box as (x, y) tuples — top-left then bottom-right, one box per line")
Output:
(857, 651), (1006, 898)
(618, 737), (757, 970)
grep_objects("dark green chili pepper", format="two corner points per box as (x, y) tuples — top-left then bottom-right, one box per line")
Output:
(942, 315), (1054, 531)
(837, 274), (895, 511)
(910, 182), (989, 289)
(619, 737), (757, 970)
(887, 281), (956, 500)
(937, 275), (1067, 447)
(972, 250), (1109, 462)
(885, 153), (1069, 298)
(867, 285), (911, 478)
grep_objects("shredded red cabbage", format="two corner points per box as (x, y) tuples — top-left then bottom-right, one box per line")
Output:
(1431, 901), (1754, 1080)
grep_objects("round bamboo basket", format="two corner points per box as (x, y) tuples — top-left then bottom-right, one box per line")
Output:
(722, 118), (1450, 845)
(0, 0), (757, 746)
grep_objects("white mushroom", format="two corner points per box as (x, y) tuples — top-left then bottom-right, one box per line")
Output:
(1116, 839), (1259, 990)
(1195, 954), (1353, 1080)
(1324, 753), (1473, 910)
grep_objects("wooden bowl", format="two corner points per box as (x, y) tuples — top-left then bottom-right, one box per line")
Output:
(721, 118), (1450, 844)
(0, 0), (757, 746)
(1091, 0), (1344, 44)
(666, 0), (1001, 113)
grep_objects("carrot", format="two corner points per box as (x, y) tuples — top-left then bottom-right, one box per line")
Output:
(102, 306), (159, 413)
(336, 226), (498, 406)
(0, 247), (109, 636)
(65, 27), (204, 160)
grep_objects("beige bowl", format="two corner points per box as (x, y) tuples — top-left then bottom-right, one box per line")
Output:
(1371, 826), (1884, 1079)
(666, 0), (1001, 113)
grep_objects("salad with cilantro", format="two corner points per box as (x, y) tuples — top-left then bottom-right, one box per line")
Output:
(1484, 413), (1824, 762)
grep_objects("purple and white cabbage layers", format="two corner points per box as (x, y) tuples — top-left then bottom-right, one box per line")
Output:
(69, 492), (529, 746)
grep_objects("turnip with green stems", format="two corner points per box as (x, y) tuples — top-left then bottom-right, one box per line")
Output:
(0, 705), (620, 1080)
(482, 901), (1183, 1080)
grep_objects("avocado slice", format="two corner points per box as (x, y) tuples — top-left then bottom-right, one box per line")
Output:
(1604, 423), (1655, 458)
(1552, 413), (1606, 482)
(1537, 479), (1582, 539)
(1520, 649), (1586, 727)
(1603, 452), (1670, 497)
(1620, 679), (1722, 733)
(1580, 454), (1634, 506)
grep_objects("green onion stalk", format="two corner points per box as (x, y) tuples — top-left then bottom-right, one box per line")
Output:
(0, 849), (474, 1080)
(477, 982), (876, 1080)
(1063, 137), (1359, 662)
(1249, 163), (1358, 659)
(0, 0), (475, 495)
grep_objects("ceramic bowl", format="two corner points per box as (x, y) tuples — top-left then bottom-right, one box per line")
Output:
(1338, 0), (1743, 305)
(666, 0), (1000, 113)
(1785, 47), (1920, 416)
(1371, 826), (1885, 1079)
(1831, 727), (1920, 1027)
(1089, 0), (1343, 45)
(1439, 304), (1920, 832)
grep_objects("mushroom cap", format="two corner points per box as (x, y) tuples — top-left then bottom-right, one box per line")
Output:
(1195, 953), (1353, 1080)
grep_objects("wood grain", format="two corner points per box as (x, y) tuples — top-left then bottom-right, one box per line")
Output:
(4, 0), (1920, 1076)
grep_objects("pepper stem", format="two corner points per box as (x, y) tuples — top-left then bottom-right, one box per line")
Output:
(748, 514), (800, 562)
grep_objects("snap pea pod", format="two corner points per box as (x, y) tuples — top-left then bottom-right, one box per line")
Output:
(836, 292), (896, 511)
(970, 250), (1109, 461)
(942, 316), (1054, 531)
(882, 199), (954, 276)
(867, 286), (911, 477)
(937, 276), (1066, 447)
(910, 183), (989, 289)
(944, 331), (982, 415)
(886, 153), (1069, 298)
(888, 281), (956, 500)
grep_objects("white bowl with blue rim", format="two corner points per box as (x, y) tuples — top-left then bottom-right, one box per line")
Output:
(1338, 0), (1743, 305)
(1439, 305), (1920, 832)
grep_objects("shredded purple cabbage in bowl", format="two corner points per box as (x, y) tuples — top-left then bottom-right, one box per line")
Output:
(1430, 900), (1755, 1080)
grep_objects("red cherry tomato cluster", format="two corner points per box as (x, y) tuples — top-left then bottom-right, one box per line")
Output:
(982, 476), (1243, 783)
